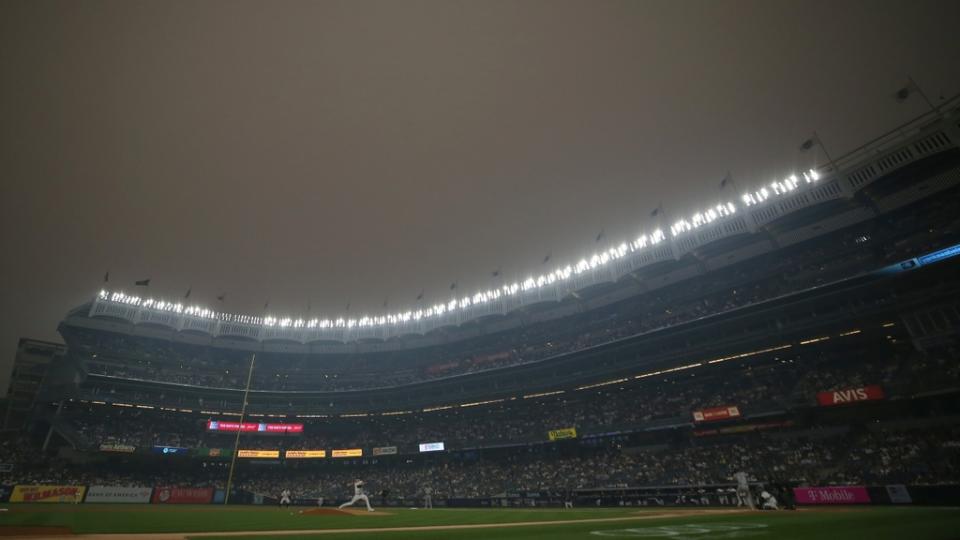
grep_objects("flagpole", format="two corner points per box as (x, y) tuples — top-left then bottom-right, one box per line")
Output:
(723, 172), (736, 193)
(908, 76), (938, 115)
(813, 131), (837, 173)
(224, 352), (256, 504)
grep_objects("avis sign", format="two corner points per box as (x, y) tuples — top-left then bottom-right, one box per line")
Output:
(816, 385), (884, 407)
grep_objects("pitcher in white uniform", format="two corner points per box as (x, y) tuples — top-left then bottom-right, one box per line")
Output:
(338, 479), (374, 512)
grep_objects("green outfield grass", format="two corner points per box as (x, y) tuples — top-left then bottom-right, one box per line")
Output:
(0, 505), (958, 539)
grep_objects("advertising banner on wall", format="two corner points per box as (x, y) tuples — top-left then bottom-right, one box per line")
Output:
(206, 421), (303, 434)
(418, 442), (445, 453)
(816, 385), (884, 407)
(151, 487), (214, 504)
(0, 485), (12, 503)
(331, 448), (363, 458)
(692, 406), (741, 423)
(194, 448), (233, 458)
(99, 443), (136, 453)
(85, 486), (153, 504)
(152, 446), (189, 455)
(547, 428), (578, 441)
(10, 485), (86, 503)
(793, 486), (871, 505)
(238, 450), (280, 458)
(284, 450), (326, 459)
(372, 446), (398, 456)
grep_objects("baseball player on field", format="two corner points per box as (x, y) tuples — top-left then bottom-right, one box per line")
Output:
(338, 479), (374, 512)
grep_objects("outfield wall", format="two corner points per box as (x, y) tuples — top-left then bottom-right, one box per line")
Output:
(85, 486), (153, 504)
(3, 483), (960, 506)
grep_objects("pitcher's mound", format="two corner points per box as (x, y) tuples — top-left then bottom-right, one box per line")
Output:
(302, 508), (392, 516)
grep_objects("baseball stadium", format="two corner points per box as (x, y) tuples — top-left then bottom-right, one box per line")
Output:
(4, 2), (960, 539)
(3, 94), (960, 538)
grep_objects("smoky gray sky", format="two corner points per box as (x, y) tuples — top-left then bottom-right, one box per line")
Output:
(2, 0), (960, 394)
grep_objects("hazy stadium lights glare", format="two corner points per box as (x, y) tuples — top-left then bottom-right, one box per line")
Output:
(97, 167), (822, 330)
(670, 202), (738, 237)
(743, 168), (819, 207)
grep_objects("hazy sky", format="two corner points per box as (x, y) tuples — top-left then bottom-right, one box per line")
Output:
(2, 0), (960, 394)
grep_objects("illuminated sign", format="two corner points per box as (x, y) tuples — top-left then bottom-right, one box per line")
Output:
(547, 428), (578, 441)
(817, 385), (884, 407)
(99, 443), (135, 453)
(194, 448), (232, 458)
(206, 421), (303, 434)
(918, 243), (960, 266)
(418, 442), (445, 452)
(284, 450), (327, 459)
(237, 450), (280, 458)
(692, 406), (741, 423)
(10, 485), (86, 503)
(372, 446), (397, 456)
(152, 446), (188, 455)
(331, 448), (363, 458)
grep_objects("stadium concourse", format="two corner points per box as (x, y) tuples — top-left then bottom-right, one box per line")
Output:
(3, 104), (960, 537)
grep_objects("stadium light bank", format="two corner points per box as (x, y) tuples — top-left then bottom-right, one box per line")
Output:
(98, 168), (821, 330)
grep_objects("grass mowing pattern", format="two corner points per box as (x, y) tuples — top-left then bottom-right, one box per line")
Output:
(194, 508), (960, 540)
(1, 505), (958, 539)
(0, 505), (635, 534)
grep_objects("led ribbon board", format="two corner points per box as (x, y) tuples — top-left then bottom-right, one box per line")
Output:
(418, 442), (445, 452)
(284, 450), (327, 459)
(237, 450), (280, 458)
(206, 421), (303, 434)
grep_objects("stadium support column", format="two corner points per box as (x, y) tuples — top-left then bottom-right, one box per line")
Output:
(41, 399), (65, 453)
(224, 352), (256, 504)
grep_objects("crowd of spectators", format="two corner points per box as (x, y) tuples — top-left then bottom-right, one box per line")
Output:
(71, 194), (960, 393)
(61, 343), (960, 453)
(3, 424), (959, 500)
